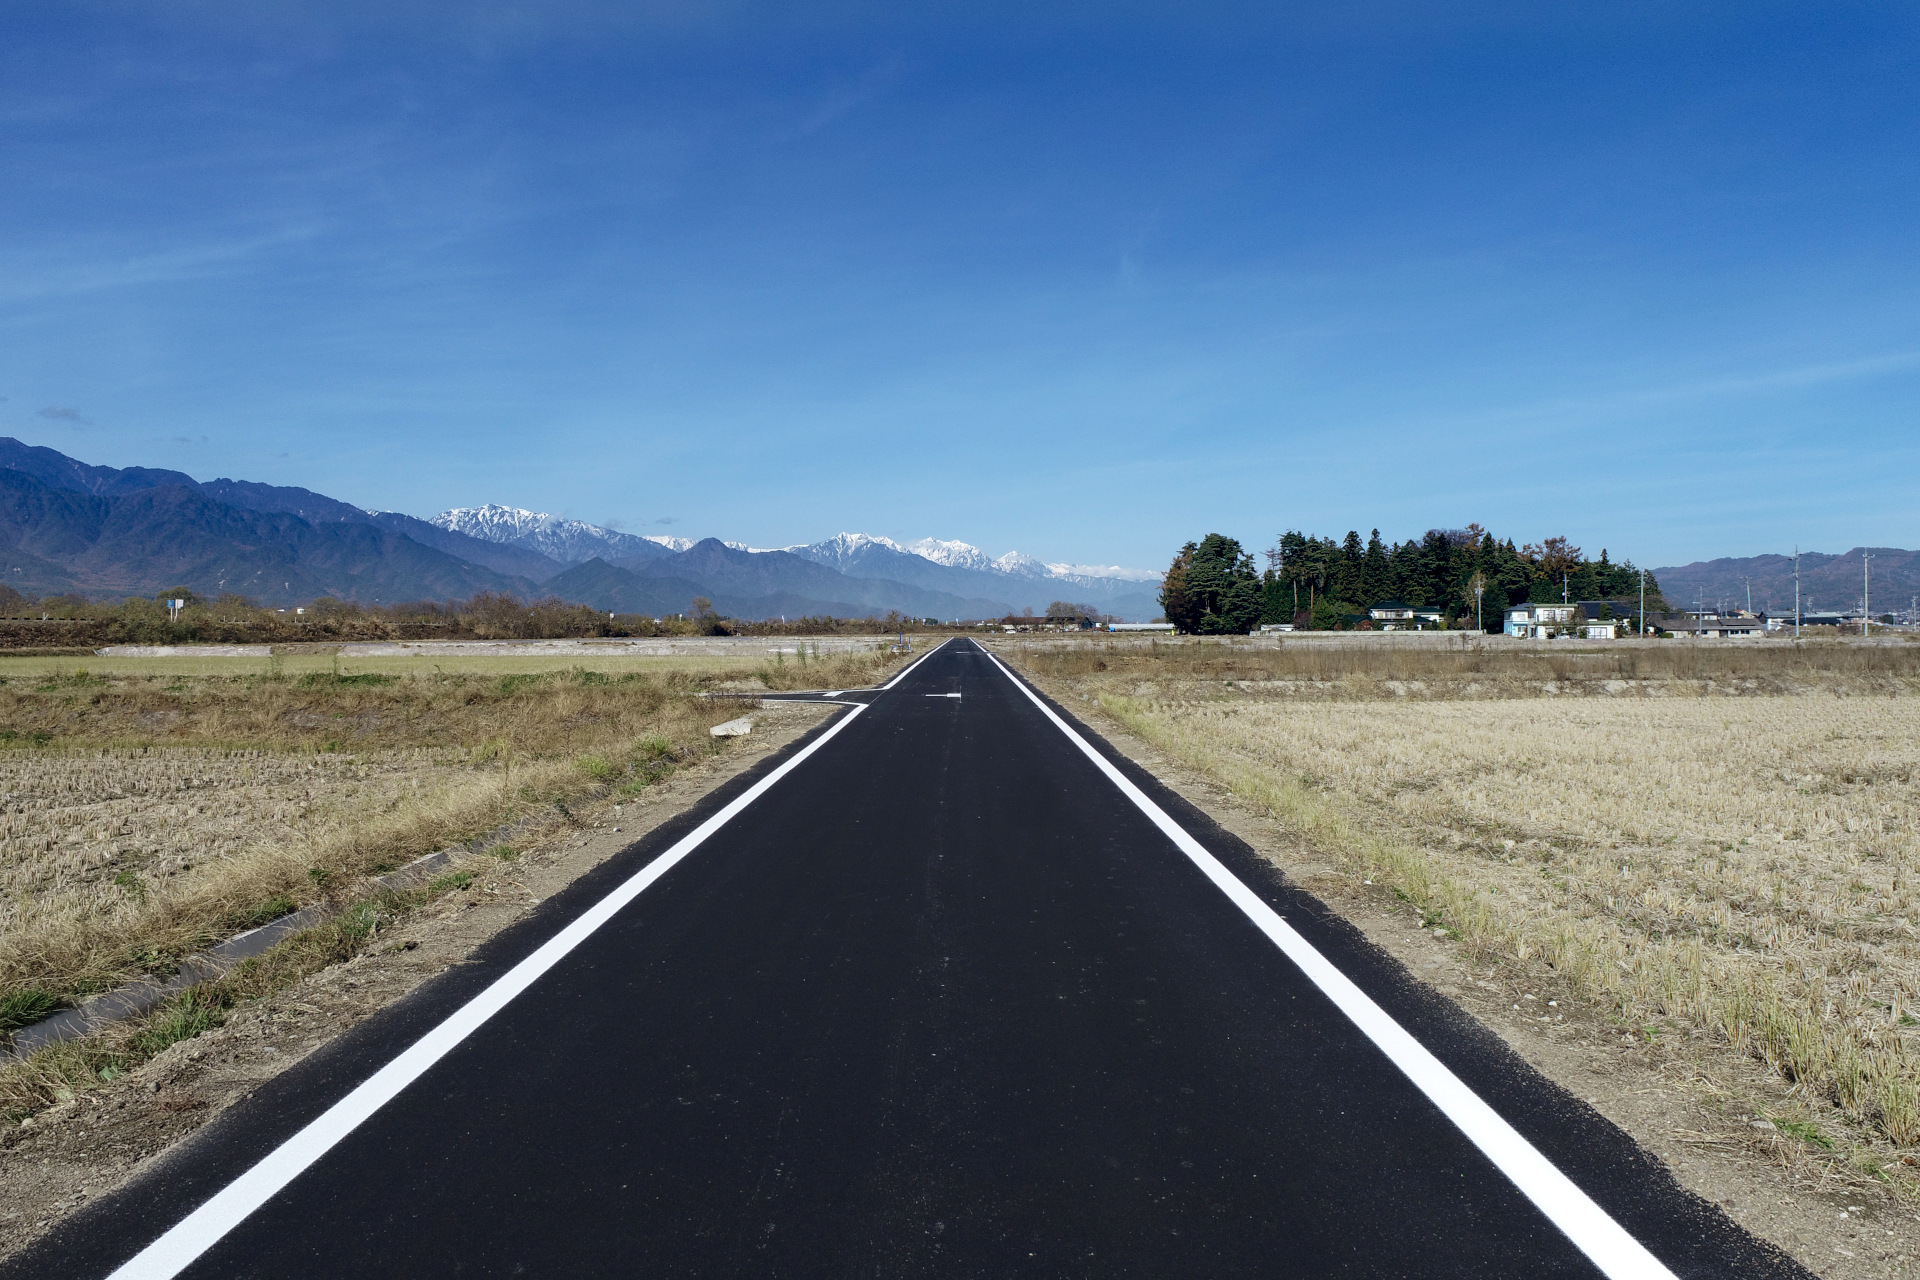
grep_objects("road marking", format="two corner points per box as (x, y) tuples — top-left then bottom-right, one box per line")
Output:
(880, 637), (953, 689)
(104, 701), (874, 1280)
(980, 645), (1677, 1280)
(925, 692), (961, 698)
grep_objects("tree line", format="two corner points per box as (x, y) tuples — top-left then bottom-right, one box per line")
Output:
(1160, 527), (1666, 634)
(0, 586), (943, 648)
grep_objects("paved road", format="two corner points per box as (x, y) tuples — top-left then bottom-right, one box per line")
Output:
(14, 639), (1802, 1278)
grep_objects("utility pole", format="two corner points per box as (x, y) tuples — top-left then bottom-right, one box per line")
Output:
(1793, 546), (1800, 638)
(1864, 552), (1872, 636)
(1638, 568), (1645, 636)
(1744, 577), (1752, 616)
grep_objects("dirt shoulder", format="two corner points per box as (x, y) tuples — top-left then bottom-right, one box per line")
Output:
(1026, 676), (1920, 1280)
(0, 701), (833, 1263)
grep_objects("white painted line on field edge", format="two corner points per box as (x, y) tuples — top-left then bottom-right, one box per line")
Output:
(105, 700), (874, 1280)
(980, 644), (1677, 1280)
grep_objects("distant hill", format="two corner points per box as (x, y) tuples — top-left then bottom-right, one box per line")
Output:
(0, 469), (530, 604)
(1651, 547), (1920, 616)
(0, 438), (568, 590)
(0, 437), (203, 498)
(198, 481), (567, 582)
(543, 560), (717, 617)
(0, 438), (1163, 620)
(549, 544), (1008, 620)
(625, 539), (1011, 619)
(363, 513), (565, 582)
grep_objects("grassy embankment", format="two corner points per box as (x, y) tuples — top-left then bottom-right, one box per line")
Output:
(1008, 638), (1920, 1174)
(0, 644), (901, 1117)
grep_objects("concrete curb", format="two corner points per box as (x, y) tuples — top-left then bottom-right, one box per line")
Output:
(3, 850), (457, 1061)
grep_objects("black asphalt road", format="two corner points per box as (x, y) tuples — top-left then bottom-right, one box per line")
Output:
(14, 639), (1805, 1279)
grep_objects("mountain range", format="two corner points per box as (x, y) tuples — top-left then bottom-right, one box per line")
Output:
(0, 439), (1163, 620)
(1651, 548), (1920, 617)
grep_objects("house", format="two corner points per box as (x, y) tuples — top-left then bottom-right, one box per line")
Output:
(1368, 601), (1445, 631)
(1504, 603), (1579, 638)
(1769, 612), (1850, 630)
(1577, 600), (1641, 628)
(1656, 612), (1766, 638)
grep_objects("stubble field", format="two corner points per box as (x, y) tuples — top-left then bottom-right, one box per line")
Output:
(0, 644), (900, 1026)
(1008, 637), (1920, 1176)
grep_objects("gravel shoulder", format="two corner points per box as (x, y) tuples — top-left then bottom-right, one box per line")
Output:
(0, 702), (832, 1262)
(1035, 680), (1920, 1280)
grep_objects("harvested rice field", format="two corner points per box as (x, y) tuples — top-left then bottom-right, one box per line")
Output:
(1006, 637), (1920, 1189)
(0, 644), (903, 1014)
(0, 746), (457, 930)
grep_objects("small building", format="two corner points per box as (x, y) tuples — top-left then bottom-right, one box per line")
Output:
(1368, 601), (1445, 631)
(1656, 612), (1766, 638)
(1770, 612), (1850, 630)
(1505, 603), (1580, 638)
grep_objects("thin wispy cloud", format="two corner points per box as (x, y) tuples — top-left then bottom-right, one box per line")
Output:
(786, 59), (903, 139)
(0, 224), (323, 305)
(0, 7), (1912, 568)
(1441, 350), (1920, 437)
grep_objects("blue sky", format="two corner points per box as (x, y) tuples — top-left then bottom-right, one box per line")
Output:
(2, 2), (1916, 572)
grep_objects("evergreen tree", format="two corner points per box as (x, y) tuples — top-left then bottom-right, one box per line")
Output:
(1333, 530), (1363, 602)
(1361, 529), (1389, 604)
(1161, 543), (1195, 629)
(1161, 534), (1261, 634)
(1418, 529), (1454, 611)
(1259, 525), (1666, 627)
(1258, 570), (1292, 626)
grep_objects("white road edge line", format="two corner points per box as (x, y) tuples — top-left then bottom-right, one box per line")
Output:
(981, 645), (1678, 1280)
(880, 636), (952, 689)
(105, 699), (875, 1280)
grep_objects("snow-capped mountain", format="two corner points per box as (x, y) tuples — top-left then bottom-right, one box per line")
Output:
(899, 537), (1158, 585)
(432, 512), (1162, 619)
(431, 505), (673, 565)
(901, 537), (1002, 574)
(1046, 561), (1162, 583)
(792, 532), (913, 571)
(889, 539), (1146, 583)
(0, 430), (1166, 619)
(781, 533), (1162, 618)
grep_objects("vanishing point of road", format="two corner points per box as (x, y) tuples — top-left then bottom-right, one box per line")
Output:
(12, 639), (1804, 1278)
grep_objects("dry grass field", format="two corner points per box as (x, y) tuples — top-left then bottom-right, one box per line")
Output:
(1008, 638), (1920, 1172)
(0, 645), (902, 1027)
